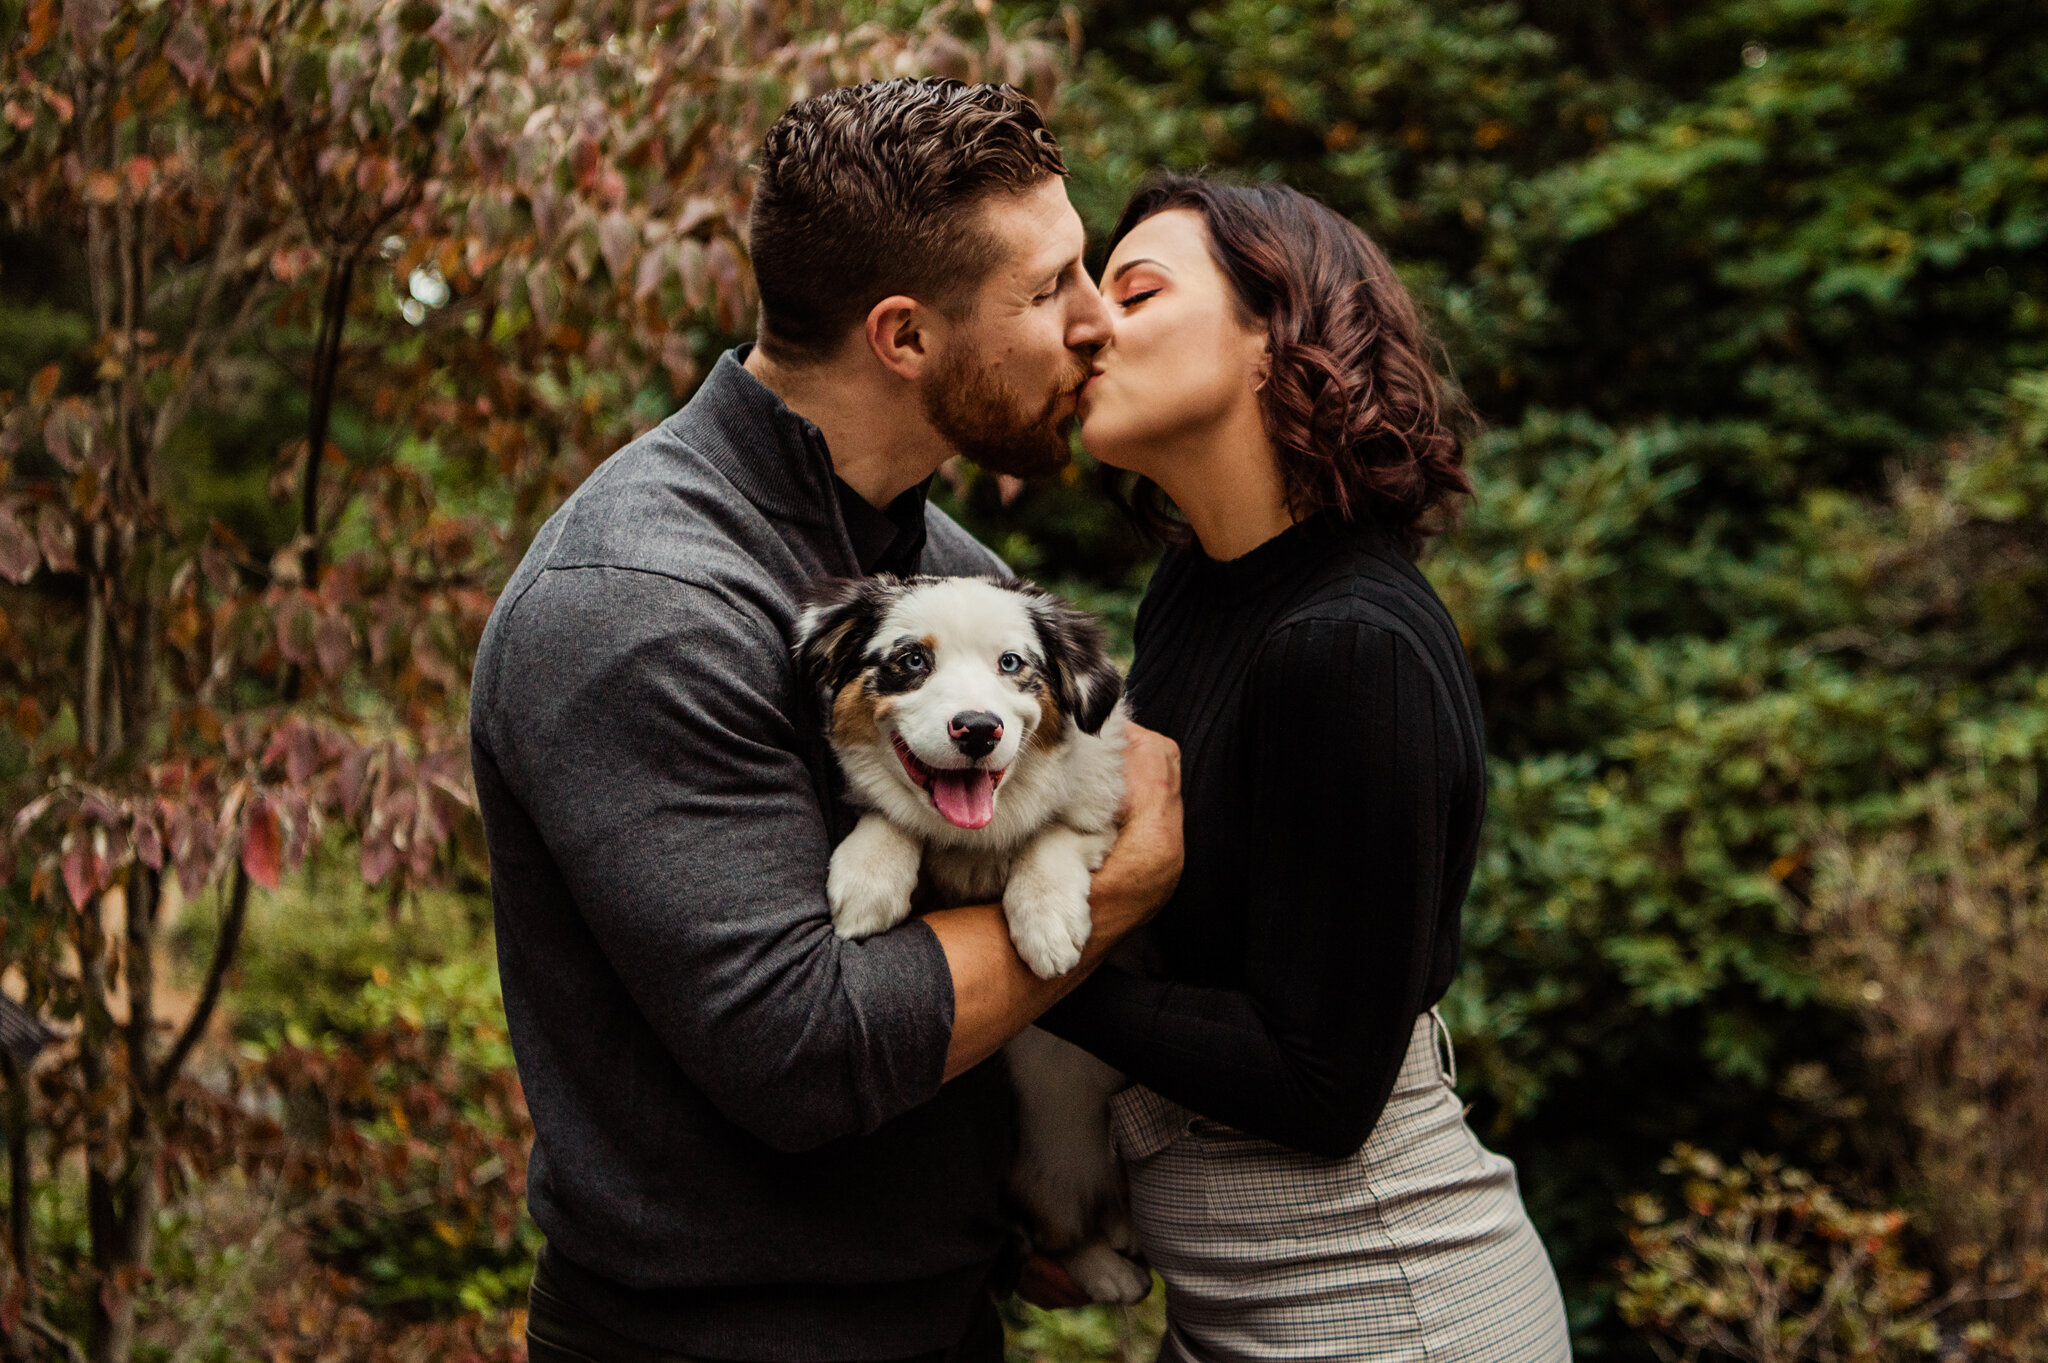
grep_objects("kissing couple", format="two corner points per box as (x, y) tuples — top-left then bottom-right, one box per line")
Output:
(470, 77), (1573, 1363)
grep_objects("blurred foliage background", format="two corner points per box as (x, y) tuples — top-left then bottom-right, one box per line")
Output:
(3, 0), (2046, 1358)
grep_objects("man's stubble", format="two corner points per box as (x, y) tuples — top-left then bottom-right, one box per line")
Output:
(922, 338), (1089, 480)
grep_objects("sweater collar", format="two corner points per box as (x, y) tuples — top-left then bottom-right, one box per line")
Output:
(671, 347), (847, 544)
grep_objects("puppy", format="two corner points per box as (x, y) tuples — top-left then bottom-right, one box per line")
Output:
(794, 574), (1152, 1304)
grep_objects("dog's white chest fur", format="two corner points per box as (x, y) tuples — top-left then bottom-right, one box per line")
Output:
(797, 575), (1130, 978)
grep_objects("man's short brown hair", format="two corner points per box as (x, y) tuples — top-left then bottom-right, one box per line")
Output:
(748, 79), (1068, 364)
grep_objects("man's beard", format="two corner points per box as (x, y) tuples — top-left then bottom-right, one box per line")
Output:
(922, 343), (1087, 479)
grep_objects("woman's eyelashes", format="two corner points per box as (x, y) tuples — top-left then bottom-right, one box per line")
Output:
(1115, 287), (1161, 310)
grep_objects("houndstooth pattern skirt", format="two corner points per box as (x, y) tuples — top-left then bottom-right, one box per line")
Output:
(1108, 1011), (1572, 1362)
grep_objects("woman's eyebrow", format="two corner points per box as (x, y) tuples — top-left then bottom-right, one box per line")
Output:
(1110, 257), (1169, 283)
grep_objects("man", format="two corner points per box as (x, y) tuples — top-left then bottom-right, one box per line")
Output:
(468, 79), (1185, 1363)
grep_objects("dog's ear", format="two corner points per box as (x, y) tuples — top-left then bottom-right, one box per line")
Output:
(1025, 583), (1124, 736)
(794, 576), (894, 697)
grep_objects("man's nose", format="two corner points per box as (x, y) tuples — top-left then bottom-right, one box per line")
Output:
(1066, 272), (1113, 355)
(948, 711), (1004, 759)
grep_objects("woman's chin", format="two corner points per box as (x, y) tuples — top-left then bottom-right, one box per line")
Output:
(1077, 419), (1137, 472)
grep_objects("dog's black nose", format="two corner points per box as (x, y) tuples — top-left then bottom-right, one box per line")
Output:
(948, 711), (1004, 758)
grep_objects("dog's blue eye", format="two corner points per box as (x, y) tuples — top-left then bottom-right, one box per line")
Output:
(999, 652), (1024, 674)
(904, 650), (928, 672)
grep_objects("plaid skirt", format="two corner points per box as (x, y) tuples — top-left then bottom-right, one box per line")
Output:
(1108, 1012), (1571, 1362)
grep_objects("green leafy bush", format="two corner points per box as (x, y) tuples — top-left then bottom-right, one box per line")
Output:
(981, 6), (2048, 1347)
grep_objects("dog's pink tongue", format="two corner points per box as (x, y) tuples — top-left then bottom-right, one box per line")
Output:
(931, 770), (997, 829)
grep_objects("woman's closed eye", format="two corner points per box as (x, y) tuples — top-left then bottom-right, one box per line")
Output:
(1116, 287), (1161, 310)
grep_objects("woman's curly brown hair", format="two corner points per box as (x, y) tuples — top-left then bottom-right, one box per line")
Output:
(1107, 175), (1475, 556)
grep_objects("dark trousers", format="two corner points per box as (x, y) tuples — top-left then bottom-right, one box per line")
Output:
(524, 1251), (1006, 1363)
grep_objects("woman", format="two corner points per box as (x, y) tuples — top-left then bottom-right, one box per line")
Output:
(1037, 176), (1572, 1361)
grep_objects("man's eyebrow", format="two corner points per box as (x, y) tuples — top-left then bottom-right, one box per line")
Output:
(1034, 255), (1080, 290)
(1110, 257), (1168, 283)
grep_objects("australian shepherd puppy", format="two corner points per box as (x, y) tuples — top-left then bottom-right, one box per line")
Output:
(794, 574), (1152, 1304)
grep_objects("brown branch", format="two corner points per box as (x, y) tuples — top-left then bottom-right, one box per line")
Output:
(300, 250), (358, 582)
(2, 1051), (31, 1285)
(277, 246), (360, 703)
(19, 1311), (86, 1363)
(149, 194), (259, 459)
(149, 868), (250, 1097)
(81, 521), (109, 764)
(122, 869), (156, 1100)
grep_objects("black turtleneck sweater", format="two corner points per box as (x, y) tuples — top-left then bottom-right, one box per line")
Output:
(1040, 515), (1486, 1159)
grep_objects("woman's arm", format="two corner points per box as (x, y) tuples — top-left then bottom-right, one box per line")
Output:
(1039, 616), (1469, 1158)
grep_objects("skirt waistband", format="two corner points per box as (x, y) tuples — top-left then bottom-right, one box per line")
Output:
(1108, 1010), (1454, 1162)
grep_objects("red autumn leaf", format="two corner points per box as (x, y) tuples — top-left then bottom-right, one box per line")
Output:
(634, 240), (669, 300)
(64, 0), (113, 54)
(134, 814), (164, 870)
(568, 130), (600, 188)
(315, 611), (353, 679)
(241, 794), (283, 889)
(62, 843), (94, 910)
(660, 332), (697, 393)
(361, 833), (398, 886)
(36, 504), (77, 573)
(598, 209), (635, 284)
(163, 13), (209, 86)
(124, 155), (154, 197)
(676, 237), (707, 310)
(276, 603), (314, 666)
(1, 1261), (23, 1333)
(287, 723), (319, 786)
(29, 363), (59, 405)
(200, 539), (237, 595)
(338, 742), (372, 815)
(21, 0), (56, 59)
(0, 503), (39, 584)
(11, 791), (58, 837)
(706, 234), (745, 332)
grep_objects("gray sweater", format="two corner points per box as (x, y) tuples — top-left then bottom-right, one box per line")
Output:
(469, 351), (1012, 1360)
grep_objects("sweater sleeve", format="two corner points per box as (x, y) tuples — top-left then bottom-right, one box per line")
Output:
(478, 565), (956, 1153)
(1040, 618), (1458, 1157)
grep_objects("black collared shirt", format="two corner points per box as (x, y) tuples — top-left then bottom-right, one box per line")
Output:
(834, 475), (932, 578)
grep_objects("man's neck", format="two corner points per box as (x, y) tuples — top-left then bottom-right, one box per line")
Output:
(743, 344), (951, 509)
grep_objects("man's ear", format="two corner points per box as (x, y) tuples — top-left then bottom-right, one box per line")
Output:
(794, 577), (896, 697)
(865, 295), (939, 382)
(1023, 583), (1124, 736)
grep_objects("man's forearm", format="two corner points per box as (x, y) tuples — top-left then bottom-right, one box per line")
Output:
(927, 846), (1169, 1080)
(926, 899), (1120, 1081)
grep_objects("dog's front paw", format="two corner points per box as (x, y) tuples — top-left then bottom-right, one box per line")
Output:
(1008, 907), (1085, 979)
(827, 814), (922, 940)
(1064, 1243), (1152, 1305)
(1004, 864), (1092, 980)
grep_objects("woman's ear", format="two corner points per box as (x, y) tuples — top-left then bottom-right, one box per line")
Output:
(794, 577), (896, 696)
(1024, 584), (1125, 736)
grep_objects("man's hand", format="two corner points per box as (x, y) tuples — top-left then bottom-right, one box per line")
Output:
(927, 721), (1183, 1079)
(1081, 722), (1184, 956)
